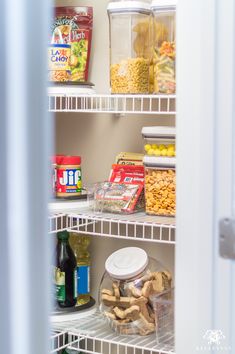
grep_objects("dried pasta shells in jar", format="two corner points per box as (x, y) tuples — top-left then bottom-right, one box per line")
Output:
(111, 58), (150, 94)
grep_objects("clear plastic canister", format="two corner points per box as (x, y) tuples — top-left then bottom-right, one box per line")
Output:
(142, 126), (176, 157)
(144, 156), (176, 216)
(150, 288), (175, 346)
(107, 0), (151, 94)
(151, 0), (176, 94)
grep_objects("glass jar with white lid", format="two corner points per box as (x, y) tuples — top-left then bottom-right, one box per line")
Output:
(107, 0), (152, 94)
(99, 247), (172, 335)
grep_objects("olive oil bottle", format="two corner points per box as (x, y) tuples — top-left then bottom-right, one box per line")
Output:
(55, 231), (77, 308)
(70, 233), (91, 306)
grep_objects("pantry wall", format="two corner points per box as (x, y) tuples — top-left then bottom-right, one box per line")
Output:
(55, 0), (175, 300)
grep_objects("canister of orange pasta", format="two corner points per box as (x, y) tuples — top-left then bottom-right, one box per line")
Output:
(48, 44), (71, 82)
(56, 156), (82, 198)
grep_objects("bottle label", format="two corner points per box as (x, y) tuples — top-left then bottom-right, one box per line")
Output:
(74, 269), (77, 299)
(54, 267), (65, 301)
(77, 266), (90, 295)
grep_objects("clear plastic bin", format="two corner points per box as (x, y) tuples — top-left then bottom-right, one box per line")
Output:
(150, 288), (174, 346)
(151, 0), (176, 94)
(107, 0), (151, 94)
(99, 247), (172, 336)
(144, 156), (176, 216)
(88, 181), (145, 214)
(142, 126), (176, 157)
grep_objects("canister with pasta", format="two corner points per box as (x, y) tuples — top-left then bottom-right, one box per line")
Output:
(151, 0), (176, 94)
(107, 0), (151, 94)
(144, 156), (176, 216)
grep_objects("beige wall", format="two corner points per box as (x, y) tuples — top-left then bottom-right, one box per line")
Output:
(54, 0), (175, 300)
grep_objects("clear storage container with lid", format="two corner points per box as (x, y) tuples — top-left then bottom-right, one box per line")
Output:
(107, 0), (151, 94)
(142, 126), (176, 157)
(151, 0), (176, 94)
(99, 247), (172, 336)
(144, 156), (176, 216)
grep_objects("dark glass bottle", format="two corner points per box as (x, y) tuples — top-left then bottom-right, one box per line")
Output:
(55, 230), (77, 308)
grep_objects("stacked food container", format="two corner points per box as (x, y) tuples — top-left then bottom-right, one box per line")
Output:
(142, 127), (176, 216)
(107, 0), (151, 94)
(151, 0), (176, 94)
(107, 0), (176, 94)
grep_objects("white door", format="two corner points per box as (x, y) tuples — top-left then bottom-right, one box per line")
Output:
(176, 0), (235, 353)
(0, 0), (51, 353)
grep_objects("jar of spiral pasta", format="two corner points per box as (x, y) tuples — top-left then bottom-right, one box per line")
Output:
(151, 0), (176, 94)
(48, 44), (71, 82)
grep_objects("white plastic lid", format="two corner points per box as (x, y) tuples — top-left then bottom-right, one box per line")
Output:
(143, 156), (176, 167)
(142, 126), (176, 138)
(48, 85), (96, 95)
(108, 1), (151, 13)
(105, 247), (148, 280)
(151, 0), (177, 9)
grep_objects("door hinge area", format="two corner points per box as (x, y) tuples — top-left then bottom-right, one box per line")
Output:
(219, 218), (235, 260)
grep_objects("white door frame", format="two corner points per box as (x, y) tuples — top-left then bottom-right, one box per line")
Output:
(213, 0), (235, 351)
(0, 0), (52, 353)
(176, 0), (235, 353)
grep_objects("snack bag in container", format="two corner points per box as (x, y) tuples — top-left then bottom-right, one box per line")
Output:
(109, 164), (145, 184)
(51, 7), (93, 82)
(92, 182), (144, 214)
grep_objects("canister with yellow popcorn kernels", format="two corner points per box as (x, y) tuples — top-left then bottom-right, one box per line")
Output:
(144, 156), (176, 216)
(107, 0), (151, 94)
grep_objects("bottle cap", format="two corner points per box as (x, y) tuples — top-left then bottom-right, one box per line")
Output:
(56, 155), (64, 164)
(60, 156), (81, 165)
(57, 230), (69, 241)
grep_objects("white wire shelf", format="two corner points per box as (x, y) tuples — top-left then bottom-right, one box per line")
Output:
(53, 311), (175, 354)
(49, 199), (88, 213)
(48, 213), (67, 234)
(48, 93), (176, 115)
(67, 208), (176, 244)
(50, 330), (68, 353)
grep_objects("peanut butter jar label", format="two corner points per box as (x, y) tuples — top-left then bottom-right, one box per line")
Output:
(57, 167), (82, 195)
